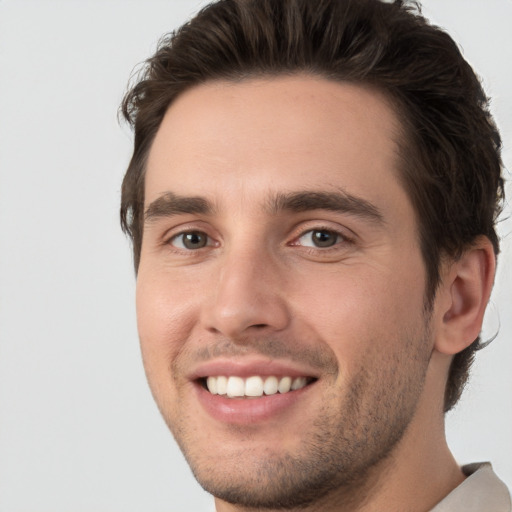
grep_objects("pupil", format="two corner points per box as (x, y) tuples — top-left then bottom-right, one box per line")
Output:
(184, 232), (206, 249)
(313, 230), (336, 247)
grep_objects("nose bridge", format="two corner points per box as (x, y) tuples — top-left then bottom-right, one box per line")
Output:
(203, 239), (289, 338)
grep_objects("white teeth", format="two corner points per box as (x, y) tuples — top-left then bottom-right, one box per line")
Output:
(216, 376), (228, 395)
(263, 376), (279, 395)
(291, 377), (307, 391)
(226, 376), (245, 397)
(206, 376), (217, 394)
(205, 375), (311, 398)
(245, 376), (264, 397)
(278, 376), (292, 393)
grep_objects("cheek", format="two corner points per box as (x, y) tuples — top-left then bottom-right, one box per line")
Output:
(135, 272), (197, 373)
(289, 261), (426, 364)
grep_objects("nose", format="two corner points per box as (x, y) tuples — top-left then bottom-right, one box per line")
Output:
(201, 246), (290, 340)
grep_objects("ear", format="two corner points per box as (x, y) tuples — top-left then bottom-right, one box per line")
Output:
(434, 237), (496, 355)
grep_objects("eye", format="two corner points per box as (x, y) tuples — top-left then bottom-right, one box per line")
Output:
(170, 231), (210, 250)
(297, 229), (342, 248)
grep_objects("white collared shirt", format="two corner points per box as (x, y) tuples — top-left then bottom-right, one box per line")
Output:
(430, 463), (511, 511)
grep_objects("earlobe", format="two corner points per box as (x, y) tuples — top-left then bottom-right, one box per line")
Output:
(435, 237), (496, 356)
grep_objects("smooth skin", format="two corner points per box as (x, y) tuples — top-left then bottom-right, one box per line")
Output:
(136, 76), (495, 512)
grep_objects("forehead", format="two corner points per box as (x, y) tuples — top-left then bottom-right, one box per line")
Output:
(145, 75), (407, 216)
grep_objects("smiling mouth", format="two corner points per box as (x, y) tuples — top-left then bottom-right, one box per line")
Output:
(201, 375), (317, 398)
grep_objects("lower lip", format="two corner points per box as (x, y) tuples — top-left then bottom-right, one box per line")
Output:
(195, 383), (313, 425)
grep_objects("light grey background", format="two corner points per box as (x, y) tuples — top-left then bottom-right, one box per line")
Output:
(0, 1), (510, 511)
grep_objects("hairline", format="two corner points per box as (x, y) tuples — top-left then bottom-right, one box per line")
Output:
(135, 71), (425, 235)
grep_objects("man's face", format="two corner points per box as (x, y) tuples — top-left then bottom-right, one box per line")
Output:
(137, 76), (435, 508)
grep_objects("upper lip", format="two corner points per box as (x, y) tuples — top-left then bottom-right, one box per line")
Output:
(188, 357), (321, 381)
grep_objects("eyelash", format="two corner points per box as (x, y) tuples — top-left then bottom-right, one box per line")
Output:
(292, 227), (351, 251)
(167, 231), (215, 250)
(165, 226), (352, 253)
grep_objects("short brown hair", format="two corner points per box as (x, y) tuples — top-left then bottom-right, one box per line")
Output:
(120, 0), (504, 411)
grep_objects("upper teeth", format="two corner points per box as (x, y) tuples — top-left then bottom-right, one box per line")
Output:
(206, 375), (309, 398)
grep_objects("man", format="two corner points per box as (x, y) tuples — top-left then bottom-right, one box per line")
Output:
(120, 0), (510, 510)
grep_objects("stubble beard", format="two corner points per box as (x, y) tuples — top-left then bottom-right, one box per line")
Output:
(159, 324), (432, 511)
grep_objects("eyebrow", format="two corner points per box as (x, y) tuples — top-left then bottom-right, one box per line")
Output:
(267, 190), (384, 224)
(144, 192), (214, 222)
(144, 189), (384, 224)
